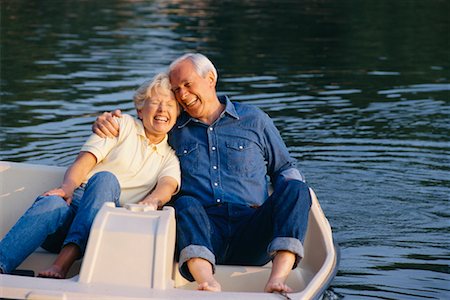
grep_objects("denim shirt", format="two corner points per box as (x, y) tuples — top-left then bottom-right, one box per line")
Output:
(169, 95), (304, 207)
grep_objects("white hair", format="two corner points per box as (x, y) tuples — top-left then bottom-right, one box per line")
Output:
(133, 73), (172, 110)
(168, 53), (218, 82)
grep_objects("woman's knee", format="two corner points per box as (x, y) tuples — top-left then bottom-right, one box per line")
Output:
(34, 195), (68, 212)
(86, 171), (120, 194)
(88, 171), (119, 186)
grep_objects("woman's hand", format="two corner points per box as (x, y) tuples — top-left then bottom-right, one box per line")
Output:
(138, 197), (161, 211)
(42, 188), (73, 205)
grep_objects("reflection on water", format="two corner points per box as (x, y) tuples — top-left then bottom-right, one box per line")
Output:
(1, 0), (449, 298)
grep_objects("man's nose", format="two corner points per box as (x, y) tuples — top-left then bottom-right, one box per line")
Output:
(177, 87), (188, 100)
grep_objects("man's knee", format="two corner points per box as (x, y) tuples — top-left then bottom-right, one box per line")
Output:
(280, 180), (312, 207)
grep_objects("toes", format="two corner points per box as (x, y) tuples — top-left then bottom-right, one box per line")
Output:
(37, 270), (64, 279)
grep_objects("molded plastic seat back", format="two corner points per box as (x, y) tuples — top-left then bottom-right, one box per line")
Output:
(79, 203), (176, 290)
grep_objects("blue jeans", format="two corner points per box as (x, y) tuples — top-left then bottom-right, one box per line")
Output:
(0, 171), (120, 273)
(174, 179), (312, 281)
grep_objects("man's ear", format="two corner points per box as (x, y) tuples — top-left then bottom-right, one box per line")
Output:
(207, 70), (216, 87)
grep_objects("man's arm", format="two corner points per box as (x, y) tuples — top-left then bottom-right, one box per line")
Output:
(92, 109), (122, 138)
(261, 114), (305, 183)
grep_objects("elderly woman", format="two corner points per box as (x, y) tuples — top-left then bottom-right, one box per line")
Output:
(0, 73), (180, 279)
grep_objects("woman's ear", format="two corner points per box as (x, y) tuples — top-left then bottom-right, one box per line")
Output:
(137, 109), (143, 120)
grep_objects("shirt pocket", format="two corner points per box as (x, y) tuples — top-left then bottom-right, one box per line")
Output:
(176, 143), (199, 172)
(225, 139), (262, 176)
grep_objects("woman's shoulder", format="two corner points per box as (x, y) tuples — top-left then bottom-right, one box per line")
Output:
(116, 113), (139, 127)
(116, 114), (141, 137)
(116, 113), (135, 123)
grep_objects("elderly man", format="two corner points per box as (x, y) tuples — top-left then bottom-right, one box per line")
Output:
(93, 53), (311, 294)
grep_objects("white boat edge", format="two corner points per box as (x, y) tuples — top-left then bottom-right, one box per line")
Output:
(0, 161), (339, 300)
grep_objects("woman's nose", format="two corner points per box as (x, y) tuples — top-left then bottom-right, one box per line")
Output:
(158, 103), (166, 111)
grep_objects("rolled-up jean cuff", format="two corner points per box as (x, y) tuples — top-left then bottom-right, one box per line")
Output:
(179, 245), (216, 282)
(267, 237), (304, 269)
(63, 239), (86, 256)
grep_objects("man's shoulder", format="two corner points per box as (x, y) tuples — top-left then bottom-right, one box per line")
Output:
(230, 101), (273, 128)
(232, 101), (268, 118)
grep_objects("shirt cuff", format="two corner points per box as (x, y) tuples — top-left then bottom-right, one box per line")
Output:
(178, 245), (216, 282)
(267, 237), (304, 269)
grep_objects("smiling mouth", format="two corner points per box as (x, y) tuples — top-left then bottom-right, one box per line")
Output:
(154, 116), (169, 122)
(185, 98), (198, 107)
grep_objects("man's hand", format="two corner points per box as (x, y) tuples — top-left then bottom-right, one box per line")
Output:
(92, 109), (122, 138)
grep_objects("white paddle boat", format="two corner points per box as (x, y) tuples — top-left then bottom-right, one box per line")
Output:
(0, 161), (339, 299)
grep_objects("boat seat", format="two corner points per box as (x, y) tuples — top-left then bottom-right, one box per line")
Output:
(78, 203), (176, 290)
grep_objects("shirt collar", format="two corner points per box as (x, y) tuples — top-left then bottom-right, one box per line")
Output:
(177, 95), (239, 128)
(136, 120), (170, 155)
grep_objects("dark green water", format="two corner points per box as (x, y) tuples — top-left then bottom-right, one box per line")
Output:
(1, 0), (449, 298)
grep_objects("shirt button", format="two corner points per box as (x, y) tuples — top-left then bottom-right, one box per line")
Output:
(213, 166), (217, 170)
(209, 127), (214, 131)
(216, 199), (221, 203)
(183, 150), (188, 154)
(239, 145), (243, 150)
(214, 182), (218, 186)
(211, 146), (216, 151)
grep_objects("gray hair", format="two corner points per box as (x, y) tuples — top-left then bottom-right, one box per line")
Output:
(133, 73), (172, 110)
(168, 53), (218, 82)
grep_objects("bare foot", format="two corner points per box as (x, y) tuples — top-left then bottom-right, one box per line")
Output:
(187, 257), (221, 292)
(264, 250), (296, 293)
(38, 243), (80, 279)
(38, 265), (66, 279)
(198, 280), (222, 292)
(264, 279), (293, 293)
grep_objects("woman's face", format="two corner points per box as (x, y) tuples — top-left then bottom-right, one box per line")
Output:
(137, 86), (178, 142)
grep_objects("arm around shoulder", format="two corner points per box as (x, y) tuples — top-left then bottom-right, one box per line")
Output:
(92, 109), (122, 138)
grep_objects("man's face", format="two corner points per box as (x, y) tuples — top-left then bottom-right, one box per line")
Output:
(169, 59), (215, 121)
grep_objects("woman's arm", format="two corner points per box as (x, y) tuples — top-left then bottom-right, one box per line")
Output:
(138, 176), (178, 210)
(43, 151), (97, 205)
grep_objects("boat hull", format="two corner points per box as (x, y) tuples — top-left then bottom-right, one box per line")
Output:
(0, 161), (338, 299)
